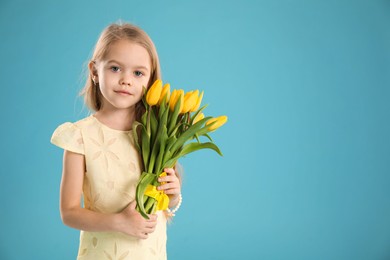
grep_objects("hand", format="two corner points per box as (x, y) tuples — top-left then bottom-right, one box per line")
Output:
(115, 200), (158, 239)
(157, 167), (181, 208)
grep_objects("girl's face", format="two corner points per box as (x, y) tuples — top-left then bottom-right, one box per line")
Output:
(93, 40), (151, 112)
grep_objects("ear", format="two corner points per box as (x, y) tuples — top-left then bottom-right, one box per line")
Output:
(88, 61), (99, 83)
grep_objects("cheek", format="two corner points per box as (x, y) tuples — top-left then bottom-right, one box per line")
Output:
(135, 87), (144, 101)
(143, 74), (151, 86)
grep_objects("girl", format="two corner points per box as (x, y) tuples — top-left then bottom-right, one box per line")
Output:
(51, 22), (182, 260)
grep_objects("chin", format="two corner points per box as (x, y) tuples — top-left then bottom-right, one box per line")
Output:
(116, 103), (138, 110)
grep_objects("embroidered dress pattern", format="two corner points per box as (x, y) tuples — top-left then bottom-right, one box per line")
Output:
(51, 115), (167, 260)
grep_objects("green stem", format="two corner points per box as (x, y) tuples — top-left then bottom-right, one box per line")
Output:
(150, 202), (157, 214)
(144, 196), (156, 214)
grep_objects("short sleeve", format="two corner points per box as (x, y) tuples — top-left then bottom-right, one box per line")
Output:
(50, 122), (84, 155)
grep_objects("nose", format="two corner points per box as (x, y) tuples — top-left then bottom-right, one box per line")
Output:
(120, 73), (133, 87)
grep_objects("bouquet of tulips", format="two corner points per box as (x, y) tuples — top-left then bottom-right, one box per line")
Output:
(132, 79), (227, 219)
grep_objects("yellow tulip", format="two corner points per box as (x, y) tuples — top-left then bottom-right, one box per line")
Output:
(169, 90), (178, 111)
(146, 79), (163, 106)
(177, 90), (184, 113)
(158, 83), (171, 105)
(190, 91), (203, 112)
(206, 115), (228, 131)
(169, 89), (184, 112)
(193, 112), (204, 124)
(182, 90), (199, 113)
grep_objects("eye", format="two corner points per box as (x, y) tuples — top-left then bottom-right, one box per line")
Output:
(134, 71), (144, 77)
(110, 66), (120, 72)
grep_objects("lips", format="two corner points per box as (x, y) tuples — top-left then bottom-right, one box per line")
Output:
(115, 90), (132, 96)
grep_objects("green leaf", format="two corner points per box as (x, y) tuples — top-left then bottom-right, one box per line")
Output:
(190, 104), (208, 125)
(162, 150), (172, 168)
(147, 136), (160, 173)
(144, 196), (156, 213)
(154, 125), (168, 174)
(141, 127), (150, 171)
(141, 86), (147, 108)
(141, 110), (147, 126)
(132, 121), (145, 152)
(161, 101), (170, 128)
(169, 116), (212, 155)
(158, 96), (167, 120)
(148, 102), (170, 173)
(164, 134), (177, 153)
(136, 172), (156, 219)
(168, 94), (183, 135)
(146, 107), (151, 136)
(150, 107), (158, 145)
(203, 133), (213, 142)
(148, 123), (162, 173)
(168, 121), (184, 138)
(163, 142), (223, 168)
(194, 134), (200, 143)
(182, 142), (222, 156)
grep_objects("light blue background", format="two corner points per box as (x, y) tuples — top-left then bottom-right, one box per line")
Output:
(0, 0), (389, 259)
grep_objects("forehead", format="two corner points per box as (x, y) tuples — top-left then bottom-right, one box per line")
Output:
(103, 40), (151, 69)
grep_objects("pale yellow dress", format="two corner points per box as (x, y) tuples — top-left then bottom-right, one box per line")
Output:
(51, 115), (167, 260)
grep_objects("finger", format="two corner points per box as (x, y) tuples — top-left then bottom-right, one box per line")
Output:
(157, 183), (172, 191)
(160, 180), (181, 190)
(144, 222), (157, 230)
(143, 225), (156, 233)
(158, 175), (176, 183)
(161, 176), (179, 186)
(164, 189), (181, 195)
(146, 214), (158, 222)
(143, 222), (157, 233)
(144, 220), (157, 228)
(164, 168), (175, 175)
(147, 227), (156, 234)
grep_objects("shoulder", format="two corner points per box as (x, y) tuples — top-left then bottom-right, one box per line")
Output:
(52, 115), (94, 133)
(50, 115), (95, 154)
(72, 115), (96, 130)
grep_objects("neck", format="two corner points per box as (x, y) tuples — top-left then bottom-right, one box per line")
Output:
(94, 107), (136, 131)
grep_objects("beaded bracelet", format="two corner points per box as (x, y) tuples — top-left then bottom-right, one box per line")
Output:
(167, 194), (182, 217)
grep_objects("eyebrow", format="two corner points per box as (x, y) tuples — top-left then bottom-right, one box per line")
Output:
(106, 60), (149, 71)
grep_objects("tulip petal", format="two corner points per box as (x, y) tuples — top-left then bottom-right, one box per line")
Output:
(206, 115), (228, 131)
(146, 79), (163, 106)
(159, 83), (170, 105)
(190, 91), (203, 112)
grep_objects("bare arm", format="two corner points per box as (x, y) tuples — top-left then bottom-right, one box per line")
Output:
(60, 150), (157, 239)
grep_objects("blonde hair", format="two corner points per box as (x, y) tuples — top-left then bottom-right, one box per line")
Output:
(80, 22), (161, 120)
